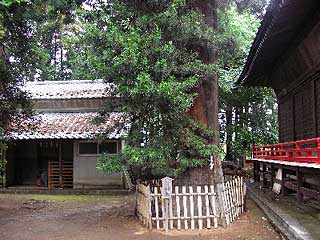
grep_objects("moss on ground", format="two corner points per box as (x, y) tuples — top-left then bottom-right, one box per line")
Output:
(246, 197), (266, 219)
(0, 193), (123, 203)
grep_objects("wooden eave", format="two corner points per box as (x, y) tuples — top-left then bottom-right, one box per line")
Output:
(235, 0), (320, 88)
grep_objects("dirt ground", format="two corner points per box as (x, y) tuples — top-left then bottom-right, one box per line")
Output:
(0, 193), (281, 240)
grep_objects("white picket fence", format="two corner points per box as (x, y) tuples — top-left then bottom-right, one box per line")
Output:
(136, 176), (245, 231)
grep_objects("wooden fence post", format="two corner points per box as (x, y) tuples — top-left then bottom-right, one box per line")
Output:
(147, 185), (153, 229)
(182, 186), (188, 229)
(197, 186), (203, 229)
(154, 187), (160, 229)
(241, 177), (246, 212)
(136, 176), (246, 231)
(161, 177), (173, 232)
(216, 182), (227, 227)
(189, 186), (195, 229)
(175, 186), (181, 230)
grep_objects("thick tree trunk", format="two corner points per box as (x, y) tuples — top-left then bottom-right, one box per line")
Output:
(189, 0), (223, 183)
(189, 0), (226, 226)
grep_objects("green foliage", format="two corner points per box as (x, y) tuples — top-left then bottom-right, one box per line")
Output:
(0, 0), (85, 81)
(83, 0), (220, 179)
(0, 0), (22, 7)
(0, 0), (85, 129)
(0, 1), (83, 182)
(217, 5), (260, 91)
(218, 0), (269, 19)
(216, 2), (278, 162)
(0, 0), (278, 179)
(0, 0), (220, 180)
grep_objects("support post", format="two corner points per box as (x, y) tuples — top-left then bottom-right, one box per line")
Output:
(253, 162), (258, 182)
(3, 158), (7, 188)
(0, 148), (7, 188)
(296, 167), (303, 202)
(262, 164), (267, 187)
(270, 165), (275, 187)
(256, 162), (260, 182)
(253, 162), (256, 181)
(281, 167), (286, 197)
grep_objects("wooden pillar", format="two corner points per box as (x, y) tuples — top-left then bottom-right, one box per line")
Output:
(296, 167), (303, 202)
(1, 148), (7, 188)
(262, 164), (267, 187)
(270, 165), (275, 187)
(58, 140), (63, 188)
(257, 162), (261, 182)
(3, 158), (7, 188)
(281, 167), (286, 197)
(253, 161), (259, 182)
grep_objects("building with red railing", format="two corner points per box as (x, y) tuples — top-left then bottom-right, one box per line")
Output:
(236, 0), (320, 201)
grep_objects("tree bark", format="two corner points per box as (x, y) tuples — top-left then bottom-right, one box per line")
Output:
(189, 0), (226, 226)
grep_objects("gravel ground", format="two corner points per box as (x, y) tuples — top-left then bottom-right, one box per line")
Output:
(0, 193), (281, 240)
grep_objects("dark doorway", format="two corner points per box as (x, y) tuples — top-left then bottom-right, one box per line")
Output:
(6, 140), (49, 186)
(6, 140), (73, 188)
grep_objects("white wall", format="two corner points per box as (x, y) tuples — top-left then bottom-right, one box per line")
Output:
(73, 140), (124, 189)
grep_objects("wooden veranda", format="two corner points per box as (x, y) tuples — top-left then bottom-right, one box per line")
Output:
(252, 137), (320, 202)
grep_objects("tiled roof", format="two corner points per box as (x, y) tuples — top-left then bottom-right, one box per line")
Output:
(23, 80), (114, 99)
(9, 112), (129, 140)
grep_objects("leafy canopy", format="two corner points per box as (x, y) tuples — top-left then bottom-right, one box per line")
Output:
(0, 0), (84, 179)
(216, 2), (278, 161)
(72, 0), (221, 179)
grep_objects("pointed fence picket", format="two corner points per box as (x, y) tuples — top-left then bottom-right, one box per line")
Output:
(136, 176), (245, 231)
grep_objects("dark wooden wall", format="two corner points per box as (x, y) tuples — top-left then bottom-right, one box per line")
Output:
(278, 74), (319, 142)
(270, 11), (320, 94)
(273, 11), (320, 142)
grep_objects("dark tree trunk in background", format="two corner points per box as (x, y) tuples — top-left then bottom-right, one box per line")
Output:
(189, 0), (226, 226)
(234, 106), (239, 142)
(225, 105), (233, 161)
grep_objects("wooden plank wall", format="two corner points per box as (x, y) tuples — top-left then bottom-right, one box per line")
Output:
(273, 13), (320, 142)
(293, 82), (314, 140)
(278, 95), (294, 142)
(278, 72), (320, 142)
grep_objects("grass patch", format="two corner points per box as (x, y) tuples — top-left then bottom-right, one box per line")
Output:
(246, 197), (269, 220)
(0, 193), (123, 203)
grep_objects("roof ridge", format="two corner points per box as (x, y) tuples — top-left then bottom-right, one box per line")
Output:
(21, 79), (114, 99)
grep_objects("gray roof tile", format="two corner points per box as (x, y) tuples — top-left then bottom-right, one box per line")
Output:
(23, 80), (114, 99)
(9, 112), (129, 140)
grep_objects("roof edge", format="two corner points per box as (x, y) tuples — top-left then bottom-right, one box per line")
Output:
(235, 0), (282, 87)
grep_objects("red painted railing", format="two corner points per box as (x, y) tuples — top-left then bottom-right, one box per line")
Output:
(252, 137), (320, 164)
